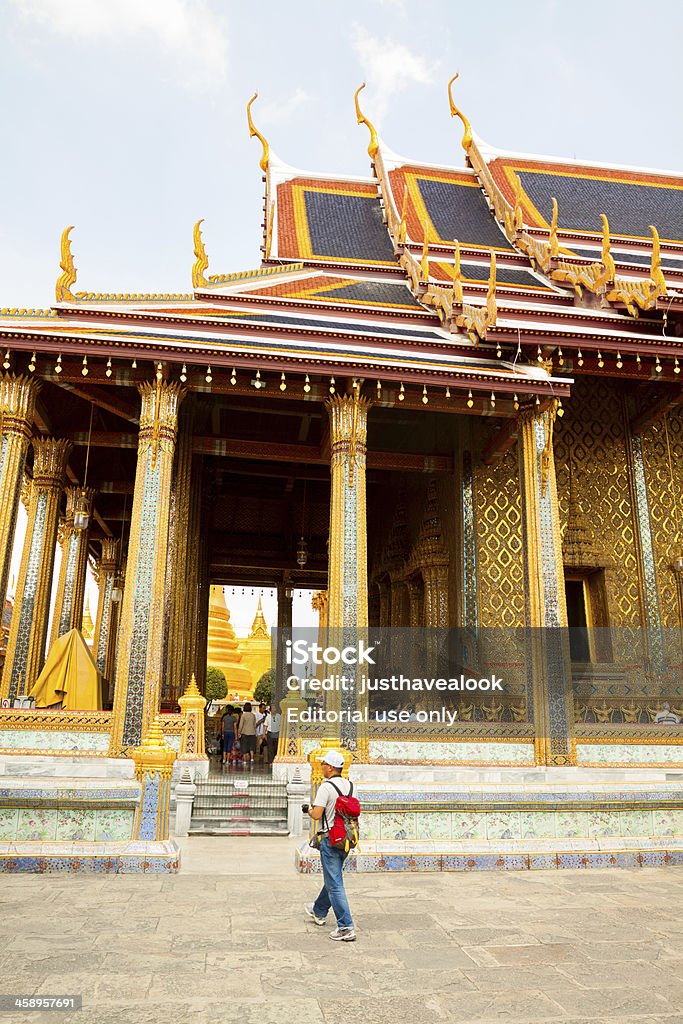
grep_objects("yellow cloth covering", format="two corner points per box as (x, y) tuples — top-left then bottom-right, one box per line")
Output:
(29, 629), (103, 710)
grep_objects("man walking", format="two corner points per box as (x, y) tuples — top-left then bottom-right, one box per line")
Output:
(303, 750), (356, 942)
(265, 705), (281, 763)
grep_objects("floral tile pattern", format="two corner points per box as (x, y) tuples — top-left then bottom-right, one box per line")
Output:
(653, 809), (683, 837)
(369, 740), (535, 764)
(0, 808), (18, 840)
(55, 809), (96, 842)
(95, 809), (134, 842)
(520, 812), (556, 839)
(16, 809), (57, 841)
(620, 810), (653, 837)
(556, 811), (591, 838)
(380, 812), (417, 841)
(0, 730), (109, 752)
(360, 814), (380, 840)
(577, 743), (683, 765)
(588, 811), (622, 838)
(485, 812), (521, 840)
(416, 811), (451, 840)
(451, 812), (487, 840)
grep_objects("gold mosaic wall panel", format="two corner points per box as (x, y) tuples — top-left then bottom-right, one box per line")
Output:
(473, 443), (525, 629)
(553, 378), (640, 628)
(638, 408), (683, 664)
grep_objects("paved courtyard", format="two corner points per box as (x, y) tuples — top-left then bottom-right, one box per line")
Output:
(1, 837), (682, 1023)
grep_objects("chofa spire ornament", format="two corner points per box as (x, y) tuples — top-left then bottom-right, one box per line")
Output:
(246, 93), (270, 173)
(55, 226), (77, 302)
(354, 83), (379, 160)
(192, 219), (210, 288)
(447, 73), (473, 156)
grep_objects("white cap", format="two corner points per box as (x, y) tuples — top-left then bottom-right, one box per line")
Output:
(321, 749), (345, 768)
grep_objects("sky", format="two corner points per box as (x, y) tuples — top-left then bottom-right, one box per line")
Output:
(2, 0), (683, 308)
(3, 0), (683, 640)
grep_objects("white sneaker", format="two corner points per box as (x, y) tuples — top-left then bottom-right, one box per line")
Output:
(329, 927), (356, 942)
(304, 903), (326, 926)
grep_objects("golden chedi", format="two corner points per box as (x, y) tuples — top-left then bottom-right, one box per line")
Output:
(206, 585), (254, 700)
(240, 595), (272, 686)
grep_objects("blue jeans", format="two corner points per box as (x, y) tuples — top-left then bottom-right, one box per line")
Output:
(312, 836), (353, 930)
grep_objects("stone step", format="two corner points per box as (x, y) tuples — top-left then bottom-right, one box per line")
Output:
(189, 817), (289, 836)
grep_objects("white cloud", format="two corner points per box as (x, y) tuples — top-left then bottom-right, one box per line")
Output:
(350, 23), (434, 119)
(10, 0), (228, 90)
(258, 88), (311, 126)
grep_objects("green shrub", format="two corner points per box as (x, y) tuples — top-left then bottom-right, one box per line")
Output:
(206, 666), (227, 702)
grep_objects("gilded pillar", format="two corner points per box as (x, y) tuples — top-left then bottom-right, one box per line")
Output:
(50, 486), (95, 647)
(326, 394), (369, 759)
(93, 537), (119, 683)
(406, 578), (423, 627)
(1, 438), (71, 701)
(109, 381), (184, 754)
(0, 375), (39, 610)
(518, 401), (575, 766)
(165, 402), (194, 704)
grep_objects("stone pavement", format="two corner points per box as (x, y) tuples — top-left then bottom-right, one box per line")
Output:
(1, 837), (682, 1024)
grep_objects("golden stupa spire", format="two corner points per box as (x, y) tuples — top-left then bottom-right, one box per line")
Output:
(82, 595), (95, 645)
(354, 83), (379, 160)
(249, 593), (269, 639)
(247, 93), (270, 173)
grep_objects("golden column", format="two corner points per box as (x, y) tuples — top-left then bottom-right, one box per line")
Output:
(325, 393), (370, 759)
(518, 401), (575, 766)
(109, 381), (185, 754)
(0, 375), (39, 610)
(49, 486), (95, 647)
(165, 400), (194, 703)
(1, 438), (72, 701)
(93, 537), (119, 683)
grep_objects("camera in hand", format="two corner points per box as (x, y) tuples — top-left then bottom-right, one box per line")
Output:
(301, 803), (310, 813)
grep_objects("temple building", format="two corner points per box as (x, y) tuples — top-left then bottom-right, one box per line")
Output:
(0, 79), (682, 873)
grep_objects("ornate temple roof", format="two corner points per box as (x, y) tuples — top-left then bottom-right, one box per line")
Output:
(1, 79), (682, 410)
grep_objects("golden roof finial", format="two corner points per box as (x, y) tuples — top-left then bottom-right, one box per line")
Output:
(447, 73), (473, 155)
(486, 251), (497, 324)
(247, 92), (270, 173)
(600, 213), (615, 283)
(420, 219), (430, 282)
(192, 219), (210, 288)
(354, 83), (379, 160)
(397, 189), (408, 245)
(452, 240), (463, 305)
(512, 173), (524, 232)
(549, 197), (559, 257)
(55, 226), (77, 302)
(649, 224), (666, 295)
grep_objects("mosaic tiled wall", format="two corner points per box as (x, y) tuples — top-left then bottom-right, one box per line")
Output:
(473, 442), (525, 628)
(0, 730), (109, 752)
(369, 739), (535, 763)
(638, 408), (683, 668)
(0, 807), (133, 842)
(361, 807), (683, 842)
(577, 742), (683, 765)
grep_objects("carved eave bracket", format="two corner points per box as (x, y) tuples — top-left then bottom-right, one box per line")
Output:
(405, 243), (497, 342)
